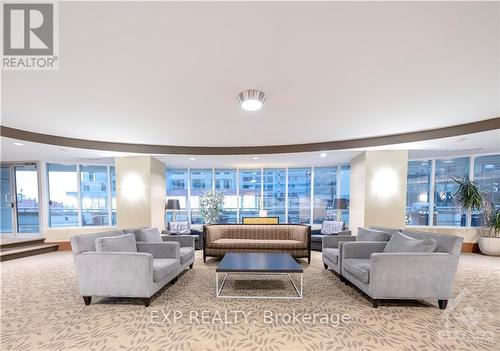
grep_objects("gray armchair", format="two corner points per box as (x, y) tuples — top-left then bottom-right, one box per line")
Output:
(341, 230), (463, 309)
(322, 234), (356, 278)
(71, 229), (181, 307)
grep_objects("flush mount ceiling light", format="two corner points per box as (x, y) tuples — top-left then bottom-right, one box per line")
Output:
(320, 152), (327, 158)
(252, 156), (260, 160)
(238, 90), (266, 111)
(189, 157), (196, 161)
(13, 142), (24, 146)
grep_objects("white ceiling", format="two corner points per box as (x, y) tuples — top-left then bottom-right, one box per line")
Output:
(2, 130), (499, 167)
(1, 1), (499, 147)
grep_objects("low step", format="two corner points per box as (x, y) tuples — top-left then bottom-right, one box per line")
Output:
(0, 237), (46, 249)
(0, 244), (59, 262)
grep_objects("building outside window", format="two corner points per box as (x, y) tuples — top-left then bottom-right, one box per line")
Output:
(110, 166), (116, 225)
(472, 154), (500, 227)
(406, 160), (432, 226)
(190, 169), (212, 224)
(47, 164), (79, 227)
(239, 169), (261, 221)
(288, 168), (311, 224)
(434, 157), (470, 226)
(339, 165), (350, 224)
(80, 165), (109, 226)
(313, 167), (337, 224)
(165, 169), (189, 223)
(215, 169), (238, 223)
(263, 168), (286, 223)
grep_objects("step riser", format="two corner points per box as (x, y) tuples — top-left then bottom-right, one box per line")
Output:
(0, 246), (58, 262)
(0, 239), (46, 249)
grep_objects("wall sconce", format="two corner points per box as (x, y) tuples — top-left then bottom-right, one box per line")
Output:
(371, 168), (399, 199)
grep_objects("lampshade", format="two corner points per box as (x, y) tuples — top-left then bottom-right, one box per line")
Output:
(335, 198), (349, 210)
(165, 199), (180, 210)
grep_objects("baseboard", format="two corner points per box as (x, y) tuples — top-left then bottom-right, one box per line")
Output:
(47, 241), (71, 251)
(461, 242), (480, 253)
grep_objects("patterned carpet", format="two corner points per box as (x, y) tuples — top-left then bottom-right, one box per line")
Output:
(1, 251), (499, 351)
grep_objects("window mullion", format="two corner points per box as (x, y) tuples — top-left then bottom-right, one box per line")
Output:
(107, 165), (112, 226)
(428, 159), (436, 226)
(285, 168), (289, 223)
(77, 164), (82, 227)
(310, 167), (314, 225)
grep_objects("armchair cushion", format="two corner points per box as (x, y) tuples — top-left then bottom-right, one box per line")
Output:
(180, 247), (195, 265)
(323, 248), (339, 264)
(384, 232), (438, 253)
(152, 259), (178, 282)
(343, 259), (371, 283)
(357, 227), (392, 242)
(135, 228), (163, 243)
(95, 234), (137, 253)
(320, 221), (344, 234)
(169, 221), (191, 234)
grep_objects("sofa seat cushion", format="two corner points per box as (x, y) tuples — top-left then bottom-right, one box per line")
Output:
(152, 259), (178, 282)
(179, 247), (195, 265)
(323, 248), (339, 264)
(208, 238), (306, 250)
(343, 259), (371, 283)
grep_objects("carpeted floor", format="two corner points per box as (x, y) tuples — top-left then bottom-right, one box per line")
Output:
(1, 251), (499, 350)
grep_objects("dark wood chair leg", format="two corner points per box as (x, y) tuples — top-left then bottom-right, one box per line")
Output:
(144, 298), (151, 307)
(323, 263), (328, 269)
(372, 299), (379, 308)
(438, 300), (448, 310)
(82, 296), (92, 306)
(189, 263), (194, 269)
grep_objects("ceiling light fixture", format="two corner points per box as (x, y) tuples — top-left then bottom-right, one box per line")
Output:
(252, 157), (260, 160)
(13, 142), (24, 146)
(238, 89), (266, 111)
(320, 152), (327, 158)
(189, 157), (196, 161)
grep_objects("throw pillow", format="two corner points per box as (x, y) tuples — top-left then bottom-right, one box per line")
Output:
(320, 221), (344, 234)
(169, 221), (191, 234)
(357, 227), (392, 242)
(135, 228), (163, 243)
(95, 234), (137, 252)
(383, 232), (438, 253)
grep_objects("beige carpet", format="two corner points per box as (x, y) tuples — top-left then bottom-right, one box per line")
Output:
(1, 251), (499, 351)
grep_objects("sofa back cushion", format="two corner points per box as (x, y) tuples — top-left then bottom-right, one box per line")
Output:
(135, 228), (163, 242)
(205, 224), (309, 243)
(71, 230), (124, 255)
(357, 227), (392, 242)
(95, 234), (137, 252)
(402, 229), (463, 255)
(384, 232), (437, 253)
(321, 221), (344, 234)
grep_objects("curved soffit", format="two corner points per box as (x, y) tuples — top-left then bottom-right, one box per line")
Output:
(1, 118), (499, 156)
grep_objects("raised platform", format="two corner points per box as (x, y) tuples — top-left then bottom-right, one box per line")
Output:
(0, 237), (59, 261)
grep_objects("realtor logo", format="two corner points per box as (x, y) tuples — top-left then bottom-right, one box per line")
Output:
(2, 2), (58, 70)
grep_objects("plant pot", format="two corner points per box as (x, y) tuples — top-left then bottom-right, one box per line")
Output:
(478, 237), (500, 256)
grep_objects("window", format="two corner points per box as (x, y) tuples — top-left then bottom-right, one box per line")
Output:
(339, 165), (350, 224)
(406, 161), (432, 226)
(434, 157), (470, 226)
(472, 155), (500, 227)
(313, 167), (337, 224)
(190, 169), (212, 224)
(215, 169), (237, 223)
(80, 165), (109, 226)
(110, 166), (116, 225)
(288, 168), (311, 224)
(239, 169), (261, 221)
(47, 164), (79, 227)
(166, 169), (189, 223)
(263, 169), (286, 223)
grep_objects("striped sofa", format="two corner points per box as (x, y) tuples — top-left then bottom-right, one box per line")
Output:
(203, 224), (311, 263)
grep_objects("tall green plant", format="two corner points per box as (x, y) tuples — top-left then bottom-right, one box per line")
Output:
(485, 208), (500, 237)
(451, 175), (484, 211)
(199, 189), (224, 224)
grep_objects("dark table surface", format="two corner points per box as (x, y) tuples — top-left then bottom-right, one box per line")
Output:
(216, 253), (303, 273)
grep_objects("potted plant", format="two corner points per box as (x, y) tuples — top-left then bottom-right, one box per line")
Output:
(199, 189), (225, 224)
(452, 175), (500, 256)
(480, 207), (500, 256)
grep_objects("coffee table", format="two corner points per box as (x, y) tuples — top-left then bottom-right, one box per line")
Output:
(215, 253), (304, 299)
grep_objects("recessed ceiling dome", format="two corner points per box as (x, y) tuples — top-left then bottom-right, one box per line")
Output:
(238, 90), (266, 111)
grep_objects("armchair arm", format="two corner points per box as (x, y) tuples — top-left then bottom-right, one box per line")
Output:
(163, 235), (194, 249)
(342, 241), (387, 259)
(322, 235), (355, 249)
(137, 241), (180, 260)
(370, 253), (460, 299)
(75, 252), (153, 297)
